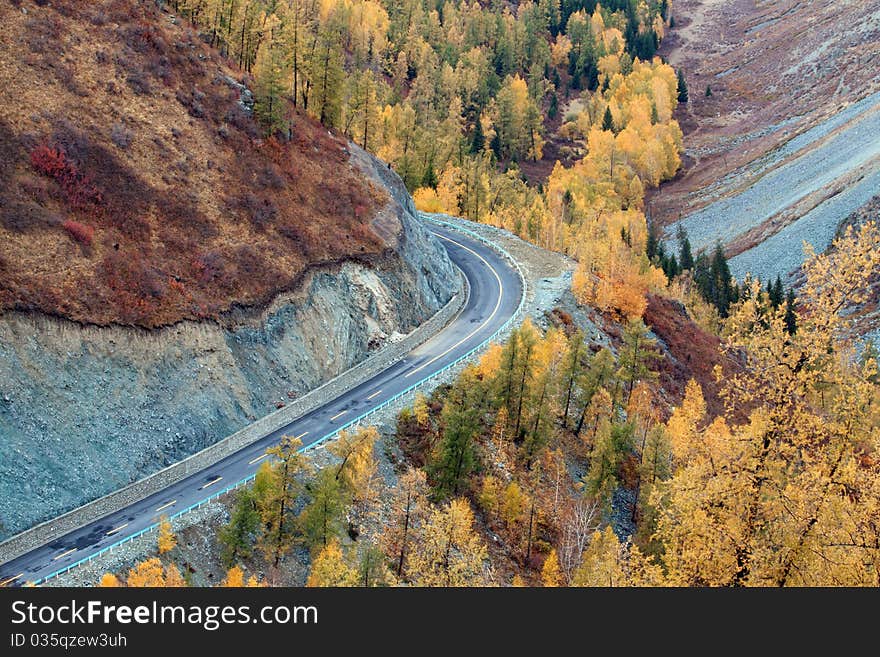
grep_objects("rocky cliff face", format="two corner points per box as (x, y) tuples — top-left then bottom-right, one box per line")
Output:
(0, 150), (456, 540)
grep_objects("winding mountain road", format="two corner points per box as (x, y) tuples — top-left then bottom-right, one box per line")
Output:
(0, 221), (523, 586)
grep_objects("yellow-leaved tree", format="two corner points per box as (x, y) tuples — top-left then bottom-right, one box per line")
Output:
(157, 515), (176, 554)
(307, 540), (358, 587)
(541, 549), (563, 587)
(408, 498), (490, 586)
(649, 223), (880, 586)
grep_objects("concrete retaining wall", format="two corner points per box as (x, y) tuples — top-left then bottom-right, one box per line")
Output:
(0, 267), (467, 566)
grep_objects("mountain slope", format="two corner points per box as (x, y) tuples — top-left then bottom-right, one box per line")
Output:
(0, 0), (392, 328)
(0, 1), (458, 539)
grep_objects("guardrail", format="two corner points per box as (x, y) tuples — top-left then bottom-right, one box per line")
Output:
(33, 214), (528, 585)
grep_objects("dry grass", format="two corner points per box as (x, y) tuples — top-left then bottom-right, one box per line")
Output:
(643, 293), (737, 422)
(0, 0), (386, 327)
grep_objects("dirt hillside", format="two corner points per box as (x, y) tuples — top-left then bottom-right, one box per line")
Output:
(1, 0), (388, 328)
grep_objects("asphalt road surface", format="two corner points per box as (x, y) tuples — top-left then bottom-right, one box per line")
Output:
(0, 222), (523, 586)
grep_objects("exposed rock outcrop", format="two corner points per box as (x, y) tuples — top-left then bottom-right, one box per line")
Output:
(0, 150), (456, 540)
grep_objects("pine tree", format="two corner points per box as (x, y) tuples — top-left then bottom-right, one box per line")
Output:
(470, 117), (485, 154)
(422, 157), (438, 188)
(429, 375), (481, 496)
(784, 289), (797, 335)
(695, 244), (736, 317)
(705, 85), (713, 97)
(646, 222), (659, 260)
(662, 253), (679, 282)
(602, 105), (614, 132)
(219, 488), (261, 567)
(677, 225), (694, 270)
(676, 69), (688, 103)
(771, 275), (784, 309)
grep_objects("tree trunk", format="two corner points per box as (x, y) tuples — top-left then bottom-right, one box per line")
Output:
(396, 496), (412, 578)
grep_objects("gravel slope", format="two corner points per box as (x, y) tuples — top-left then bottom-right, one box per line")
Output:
(666, 90), (880, 281)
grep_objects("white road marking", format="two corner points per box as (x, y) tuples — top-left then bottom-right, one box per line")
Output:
(52, 548), (77, 562)
(200, 477), (222, 490)
(367, 389), (382, 400)
(330, 410), (347, 421)
(155, 500), (177, 513)
(404, 233), (505, 378)
(106, 523), (128, 536)
(294, 431), (309, 440)
(248, 452), (269, 465)
(0, 573), (24, 586)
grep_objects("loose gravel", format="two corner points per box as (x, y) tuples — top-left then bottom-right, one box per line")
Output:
(667, 90), (880, 281)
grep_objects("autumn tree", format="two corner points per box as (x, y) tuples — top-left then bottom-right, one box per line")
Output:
(252, 19), (288, 135)
(542, 549), (563, 587)
(157, 515), (176, 554)
(408, 498), (489, 586)
(164, 563), (187, 588)
(560, 330), (588, 428)
(221, 565), (246, 588)
(300, 466), (348, 551)
(573, 348), (617, 437)
(125, 558), (166, 587)
(356, 544), (394, 587)
(618, 318), (659, 405)
(382, 467), (430, 579)
(651, 223), (880, 586)
(255, 435), (308, 567)
(490, 75), (544, 161)
(98, 573), (121, 587)
(583, 420), (635, 507)
(557, 497), (601, 582)
(307, 540), (358, 587)
(330, 426), (380, 533)
(572, 527), (622, 586)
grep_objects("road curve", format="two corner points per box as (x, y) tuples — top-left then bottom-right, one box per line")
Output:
(0, 222), (523, 586)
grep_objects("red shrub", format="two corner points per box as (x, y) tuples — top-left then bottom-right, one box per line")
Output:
(30, 143), (103, 213)
(29, 144), (67, 178)
(61, 220), (94, 246)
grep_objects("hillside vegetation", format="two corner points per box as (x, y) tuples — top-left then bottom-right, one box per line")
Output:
(0, 0), (386, 327)
(101, 222), (880, 587)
